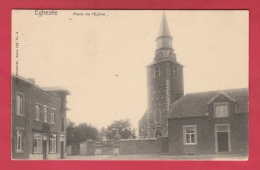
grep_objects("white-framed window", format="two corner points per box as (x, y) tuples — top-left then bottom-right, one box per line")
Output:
(51, 109), (55, 124)
(16, 93), (24, 116)
(154, 67), (160, 78)
(44, 107), (48, 123)
(174, 67), (178, 78)
(49, 135), (57, 153)
(183, 125), (197, 145)
(154, 109), (161, 124)
(35, 105), (40, 121)
(16, 130), (23, 151)
(215, 103), (228, 118)
(33, 133), (42, 153)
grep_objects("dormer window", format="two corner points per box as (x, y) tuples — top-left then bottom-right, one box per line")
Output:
(214, 103), (229, 118)
(174, 67), (178, 78)
(154, 67), (160, 78)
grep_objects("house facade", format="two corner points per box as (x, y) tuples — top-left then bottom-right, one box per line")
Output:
(12, 75), (70, 159)
(168, 89), (248, 155)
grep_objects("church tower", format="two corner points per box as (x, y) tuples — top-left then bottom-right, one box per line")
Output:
(139, 12), (184, 138)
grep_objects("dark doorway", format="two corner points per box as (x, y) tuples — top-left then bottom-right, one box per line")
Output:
(43, 140), (47, 160)
(217, 132), (229, 152)
(155, 129), (162, 138)
(61, 141), (64, 159)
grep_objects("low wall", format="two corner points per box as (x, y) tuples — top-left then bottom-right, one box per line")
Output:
(66, 146), (72, 156)
(66, 144), (79, 155)
(119, 137), (168, 155)
(95, 140), (117, 155)
(80, 139), (95, 156)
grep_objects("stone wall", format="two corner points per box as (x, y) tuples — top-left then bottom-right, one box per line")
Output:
(66, 145), (72, 156)
(119, 137), (168, 155)
(80, 139), (95, 156)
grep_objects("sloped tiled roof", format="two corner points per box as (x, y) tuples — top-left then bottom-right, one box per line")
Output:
(169, 88), (248, 118)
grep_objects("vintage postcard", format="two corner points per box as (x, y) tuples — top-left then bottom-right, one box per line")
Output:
(11, 10), (248, 160)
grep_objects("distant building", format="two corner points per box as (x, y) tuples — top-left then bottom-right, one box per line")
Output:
(168, 89), (248, 155)
(12, 75), (70, 159)
(139, 12), (184, 138)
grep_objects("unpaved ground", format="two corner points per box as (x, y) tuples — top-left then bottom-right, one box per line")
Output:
(66, 154), (247, 160)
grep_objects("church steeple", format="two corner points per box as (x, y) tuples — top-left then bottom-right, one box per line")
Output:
(157, 11), (172, 41)
(155, 11), (176, 62)
(138, 11), (184, 138)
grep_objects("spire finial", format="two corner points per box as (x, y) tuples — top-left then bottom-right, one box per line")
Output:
(158, 11), (171, 38)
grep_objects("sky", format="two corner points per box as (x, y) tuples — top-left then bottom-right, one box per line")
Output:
(12, 10), (248, 132)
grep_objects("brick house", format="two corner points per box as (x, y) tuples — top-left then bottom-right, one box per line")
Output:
(168, 89), (248, 155)
(12, 75), (70, 159)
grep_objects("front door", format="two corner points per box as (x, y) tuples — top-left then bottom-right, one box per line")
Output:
(217, 132), (229, 152)
(215, 124), (230, 153)
(43, 134), (48, 160)
(61, 141), (64, 159)
(43, 140), (47, 159)
(155, 129), (162, 138)
(60, 135), (65, 159)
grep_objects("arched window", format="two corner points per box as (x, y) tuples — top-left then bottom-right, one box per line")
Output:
(141, 125), (145, 131)
(174, 67), (178, 78)
(154, 109), (161, 123)
(154, 67), (160, 78)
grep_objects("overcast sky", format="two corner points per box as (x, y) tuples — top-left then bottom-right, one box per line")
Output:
(12, 10), (248, 132)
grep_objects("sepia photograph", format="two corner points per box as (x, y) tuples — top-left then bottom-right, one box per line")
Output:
(11, 10), (248, 160)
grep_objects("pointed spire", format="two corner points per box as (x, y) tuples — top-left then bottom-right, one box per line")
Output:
(154, 11), (176, 62)
(157, 11), (172, 39)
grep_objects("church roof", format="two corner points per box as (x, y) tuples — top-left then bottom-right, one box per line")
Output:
(169, 88), (248, 119)
(138, 110), (147, 123)
(157, 11), (172, 39)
